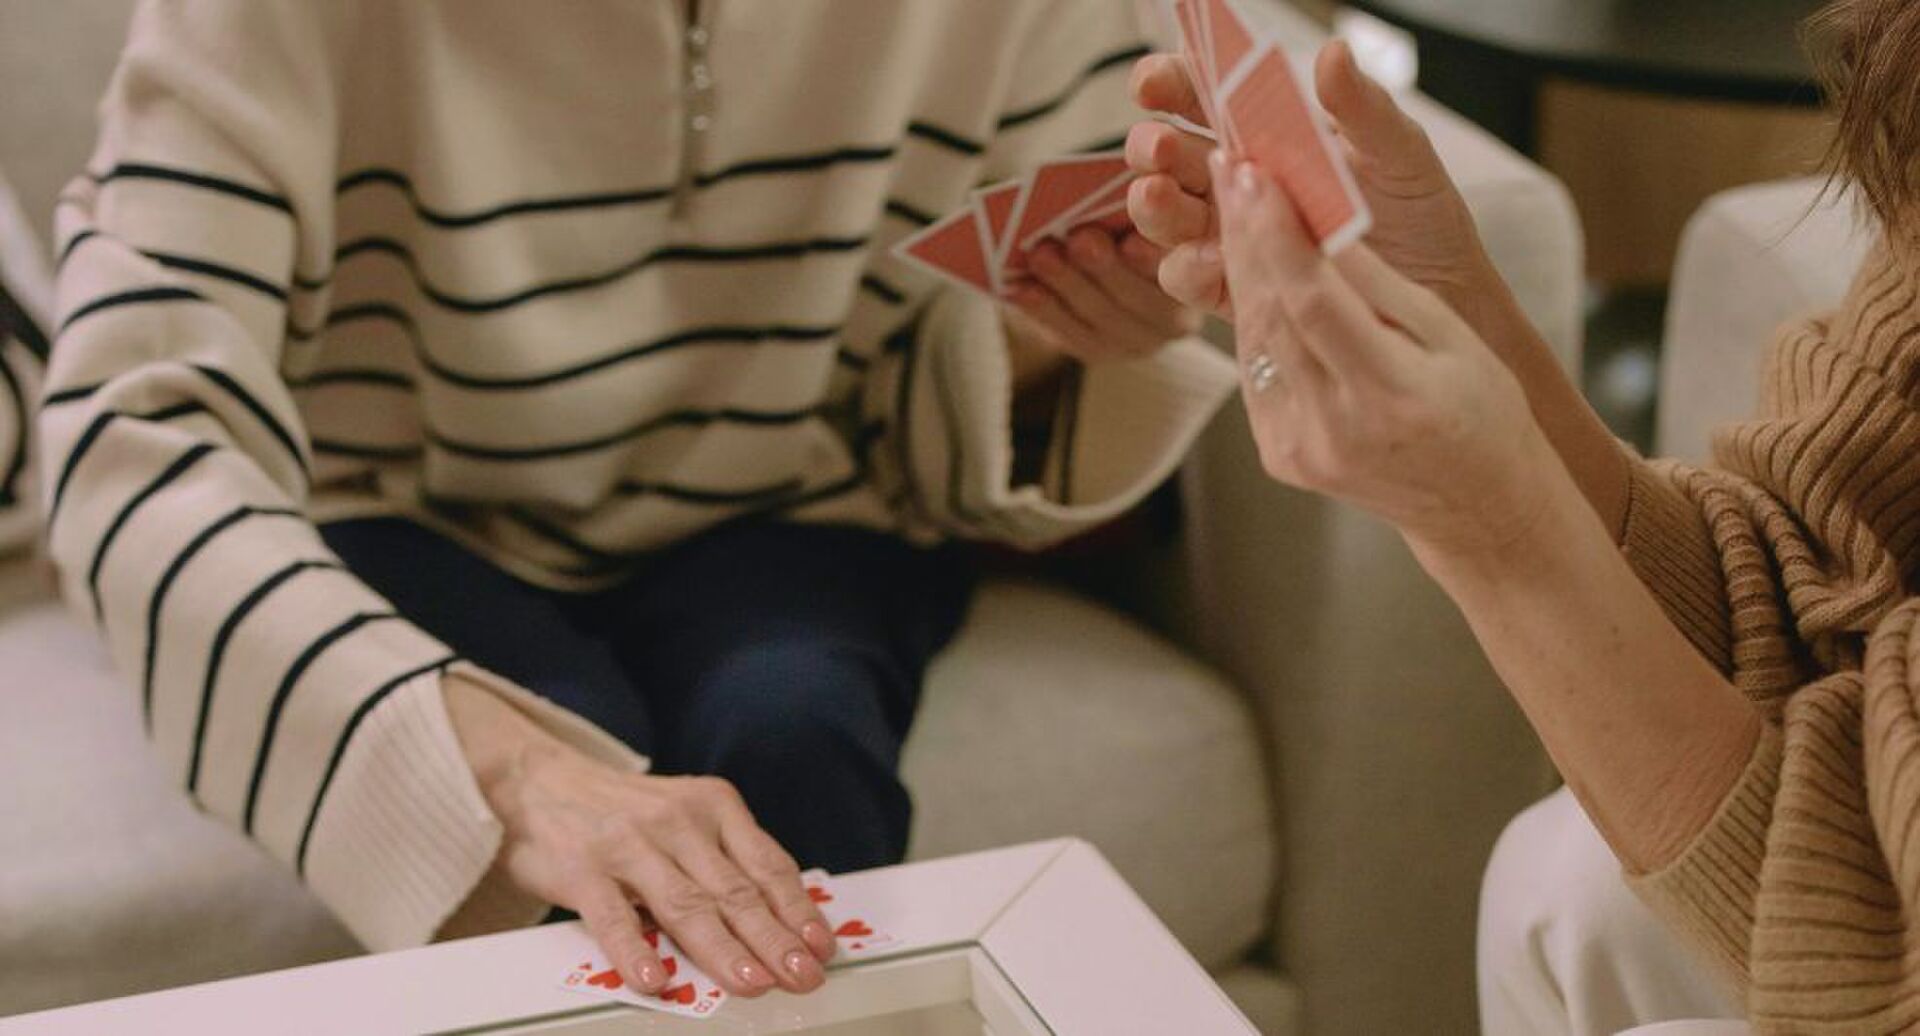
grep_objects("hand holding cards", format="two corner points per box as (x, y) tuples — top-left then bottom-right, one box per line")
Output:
(1168, 0), (1370, 254)
(557, 869), (898, 1021)
(894, 152), (1135, 299)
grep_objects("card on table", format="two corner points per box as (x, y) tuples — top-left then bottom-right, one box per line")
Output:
(801, 868), (902, 958)
(559, 924), (729, 1019)
(555, 870), (900, 1021)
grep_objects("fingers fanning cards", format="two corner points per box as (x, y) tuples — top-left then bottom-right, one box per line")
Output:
(1174, 0), (1371, 252)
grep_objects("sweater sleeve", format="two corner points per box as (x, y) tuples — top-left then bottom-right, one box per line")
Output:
(870, 0), (1238, 549)
(40, 0), (640, 953)
(1607, 247), (1920, 1024)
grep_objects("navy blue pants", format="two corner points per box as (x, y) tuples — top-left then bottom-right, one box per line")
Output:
(320, 518), (973, 873)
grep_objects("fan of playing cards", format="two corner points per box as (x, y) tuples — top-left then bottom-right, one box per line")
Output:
(893, 0), (1370, 299)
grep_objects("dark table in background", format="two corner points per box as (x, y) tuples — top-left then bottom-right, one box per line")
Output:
(1346, 0), (1826, 153)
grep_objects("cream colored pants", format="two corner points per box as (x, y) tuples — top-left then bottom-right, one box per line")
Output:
(1478, 789), (1750, 1036)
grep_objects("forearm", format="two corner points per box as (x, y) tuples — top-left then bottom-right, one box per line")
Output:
(1410, 441), (1761, 873)
(1452, 264), (1634, 543)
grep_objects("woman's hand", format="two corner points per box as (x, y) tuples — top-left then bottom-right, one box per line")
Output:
(1127, 41), (1502, 336)
(1003, 226), (1203, 393)
(444, 677), (835, 999)
(1212, 151), (1558, 560)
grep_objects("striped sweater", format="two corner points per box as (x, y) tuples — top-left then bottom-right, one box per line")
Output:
(40, 1), (1236, 952)
(1622, 241), (1920, 1032)
(1, 171), (49, 554)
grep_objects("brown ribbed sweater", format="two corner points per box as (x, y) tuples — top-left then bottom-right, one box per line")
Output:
(1620, 239), (1920, 1033)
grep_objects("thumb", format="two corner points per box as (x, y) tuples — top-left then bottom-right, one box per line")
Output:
(1314, 40), (1446, 192)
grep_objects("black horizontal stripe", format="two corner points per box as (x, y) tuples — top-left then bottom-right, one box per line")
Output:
(295, 653), (457, 876)
(87, 442), (217, 623)
(304, 234), (868, 316)
(142, 505), (306, 725)
(58, 286), (208, 335)
(287, 368), (416, 392)
(311, 438), (422, 461)
(90, 162), (293, 215)
(834, 348), (871, 372)
(430, 404), (821, 462)
(884, 199), (938, 227)
(56, 229), (99, 270)
(996, 43), (1150, 131)
(695, 145), (895, 188)
(187, 559), (344, 793)
(42, 382), (104, 408)
(134, 400), (213, 425)
(907, 120), (985, 157)
(143, 250), (288, 302)
(507, 507), (631, 571)
(334, 167), (674, 232)
(428, 322), (842, 391)
(46, 411), (117, 528)
(325, 142), (897, 236)
(613, 476), (805, 506)
(0, 351), (28, 505)
(242, 610), (403, 834)
(293, 303), (844, 392)
(188, 365), (311, 479)
(860, 273), (907, 305)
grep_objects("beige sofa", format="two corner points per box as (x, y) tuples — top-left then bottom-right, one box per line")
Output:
(0, 3), (1579, 1032)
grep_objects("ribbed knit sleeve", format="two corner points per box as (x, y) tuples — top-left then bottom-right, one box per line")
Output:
(871, 0), (1237, 548)
(1609, 243), (1920, 1031)
(41, 0), (641, 952)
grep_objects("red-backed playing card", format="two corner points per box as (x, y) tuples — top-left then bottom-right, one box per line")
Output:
(1029, 175), (1135, 249)
(972, 181), (1024, 292)
(1003, 153), (1129, 261)
(1220, 44), (1371, 253)
(893, 207), (994, 295)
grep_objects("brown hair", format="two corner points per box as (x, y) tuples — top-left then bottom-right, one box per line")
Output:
(1807, 0), (1920, 232)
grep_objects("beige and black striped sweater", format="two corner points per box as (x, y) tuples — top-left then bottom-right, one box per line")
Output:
(1622, 241), (1920, 1032)
(39, 1), (1236, 952)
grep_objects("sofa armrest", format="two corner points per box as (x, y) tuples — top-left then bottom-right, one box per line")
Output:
(1174, 82), (1579, 1034)
(1658, 178), (1872, 463)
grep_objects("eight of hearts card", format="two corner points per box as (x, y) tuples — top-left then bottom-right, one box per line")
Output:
(556, 869), (899, 1021)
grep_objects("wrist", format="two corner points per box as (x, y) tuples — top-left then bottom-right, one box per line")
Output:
(443, 673), (563, 809)
(1403, 432), (1589, 589)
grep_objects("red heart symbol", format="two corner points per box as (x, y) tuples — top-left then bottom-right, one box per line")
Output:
(587, 968), (624, 990)
(658, 983), (697, 1005)
(836, 920), (873, 938)
(643, 929), (661, 950)
(662, 956), (679, 978)
(807, 886), (834, 904)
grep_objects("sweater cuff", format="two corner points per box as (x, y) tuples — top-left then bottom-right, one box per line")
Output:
(303, 662), (649, 951)
(912, 288), (1237, 548)
(1620, 456), (1736, 673)
(1627, 721), (1782, 990)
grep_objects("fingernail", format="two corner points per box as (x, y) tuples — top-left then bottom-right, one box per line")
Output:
(638, 962), (664, 989)
(784, 949), (824, 986)
(1198, 241), (1222, 266)
(803, 921), (835, 959)
(1208, 149), (1231, 182)
(1235, 162), (1260, 198)
(736, 961), (772, 990)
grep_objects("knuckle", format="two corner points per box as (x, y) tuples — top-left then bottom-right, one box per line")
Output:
(746, 843), (801, 881)
(657, 881), (717, 921)
(716, 879), (765, 913)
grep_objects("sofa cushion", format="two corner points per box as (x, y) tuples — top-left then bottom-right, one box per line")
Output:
(0, 572), (360, 1016)
(0, 569), (1274, 1013)
(904, 579), (1276, 972)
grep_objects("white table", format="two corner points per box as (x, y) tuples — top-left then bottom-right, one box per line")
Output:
(0, 839), (1256, 1035)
